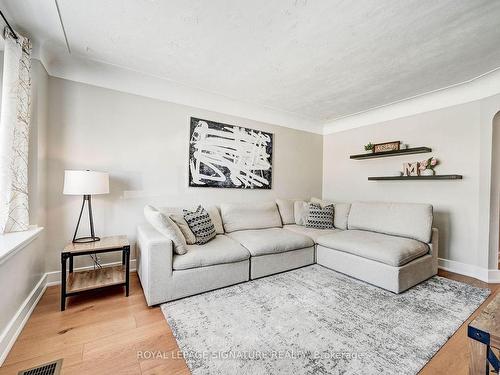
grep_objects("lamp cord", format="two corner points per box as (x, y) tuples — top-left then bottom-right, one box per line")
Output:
(90, 254), (102, 269)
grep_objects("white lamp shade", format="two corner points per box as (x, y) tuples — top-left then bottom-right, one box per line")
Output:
(63, 170), (109, 195)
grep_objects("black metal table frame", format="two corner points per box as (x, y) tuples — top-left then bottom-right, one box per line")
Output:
(468, 325), (500, 374)
(60, 245), (130, 311)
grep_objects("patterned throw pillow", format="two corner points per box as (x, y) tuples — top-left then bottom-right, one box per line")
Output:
(183, 205), (217, 245)
(306, 203), (334, 229)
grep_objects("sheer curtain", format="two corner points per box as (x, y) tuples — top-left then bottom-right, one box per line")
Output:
(0, 28), (32, 233)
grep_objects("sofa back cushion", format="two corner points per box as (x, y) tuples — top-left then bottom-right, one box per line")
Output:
(348, 202), (433, 243)
(276, 198), (304, 225)
(310, 197), (351, 230)
(221, 202), (283, 233)
(333, 203), (351, 230)
(293, 201), (309, 225)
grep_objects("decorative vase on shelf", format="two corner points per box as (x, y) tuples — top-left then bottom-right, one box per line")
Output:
(420, 169), (434, 176)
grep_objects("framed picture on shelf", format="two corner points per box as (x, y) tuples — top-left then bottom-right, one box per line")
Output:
(373, 141), (400, 153)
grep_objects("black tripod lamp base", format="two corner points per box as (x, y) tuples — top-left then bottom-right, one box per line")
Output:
(73, 236), (101, 244)
(72, 195), (101, 244)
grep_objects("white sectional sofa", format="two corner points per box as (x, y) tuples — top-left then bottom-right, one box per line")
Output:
(136, 199), (438, 306)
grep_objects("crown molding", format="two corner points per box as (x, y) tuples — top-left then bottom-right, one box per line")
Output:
(35, 44), (500, 136)
(37, 46), (323, 135)
(322, 67), (500, 134)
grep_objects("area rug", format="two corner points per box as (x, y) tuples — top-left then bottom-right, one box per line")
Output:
(161, 265), (489, 375)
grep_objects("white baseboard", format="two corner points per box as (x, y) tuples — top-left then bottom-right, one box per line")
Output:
(488, 269), (500, 283)
(0, 273), (47, 366)
(0, 258), (137, 366)
(438, 258), (500, 283)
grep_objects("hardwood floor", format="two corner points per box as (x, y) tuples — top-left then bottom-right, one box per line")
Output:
(0, 270), (498, 375)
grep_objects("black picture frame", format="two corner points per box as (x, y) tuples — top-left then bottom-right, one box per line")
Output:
(188, 117), (273, 189)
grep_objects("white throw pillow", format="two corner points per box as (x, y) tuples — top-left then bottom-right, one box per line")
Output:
(294, 201), (310, 226)
(206, 206), (224, 234)
(144, 205), (188, 255)
(170, 214), (196, 245)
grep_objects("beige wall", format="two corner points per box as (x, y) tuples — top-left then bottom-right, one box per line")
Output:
(323, 102), (483, 266)
(46, 77), (323, 271)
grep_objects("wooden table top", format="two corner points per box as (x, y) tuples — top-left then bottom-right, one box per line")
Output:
(63, 235), (129, 253)
(469, 292), (499, 348)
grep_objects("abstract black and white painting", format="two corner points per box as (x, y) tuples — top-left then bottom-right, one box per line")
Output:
(188, 117), (273, 189)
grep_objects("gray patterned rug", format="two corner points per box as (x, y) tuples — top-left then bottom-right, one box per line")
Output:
(161, 265), (489, 375)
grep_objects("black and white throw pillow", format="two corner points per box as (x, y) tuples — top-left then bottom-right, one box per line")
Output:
(183, 205), (217, 245)
(305, 203), (334, 229)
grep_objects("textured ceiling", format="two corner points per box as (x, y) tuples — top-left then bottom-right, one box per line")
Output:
(3, 0), (500, 123)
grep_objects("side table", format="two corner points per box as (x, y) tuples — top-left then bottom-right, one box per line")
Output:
(468, 292), (499, 374)
(60, 235), (130, 311)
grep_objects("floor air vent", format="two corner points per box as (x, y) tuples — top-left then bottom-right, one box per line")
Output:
(18, 359), (62, 375)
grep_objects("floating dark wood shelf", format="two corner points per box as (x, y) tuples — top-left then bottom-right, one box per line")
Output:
(368, 175), (463, 181)
(350, 147), (432, 160)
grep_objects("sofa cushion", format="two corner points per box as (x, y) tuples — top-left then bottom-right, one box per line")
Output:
(348, 202), (433, 243)
(276, 199), (297, 225)
(333, 203), (351, 230)
(294, 201), (310, 225)
(173, 235), (250, 270)
(317, 230), (429, 267)
(228, 228), (314, 256)
(221, 202), (282, 233)
(284, 224), (341, 242)
(310, 197), (351, 230)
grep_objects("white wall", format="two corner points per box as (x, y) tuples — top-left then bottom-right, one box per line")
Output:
(46, 77), (323, 271)
(323, 98), (500, 274)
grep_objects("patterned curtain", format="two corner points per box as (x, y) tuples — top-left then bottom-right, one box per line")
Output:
(0, 28), (32, 233)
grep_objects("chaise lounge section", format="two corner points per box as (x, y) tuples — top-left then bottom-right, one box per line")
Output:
(316, 202), (438, 293)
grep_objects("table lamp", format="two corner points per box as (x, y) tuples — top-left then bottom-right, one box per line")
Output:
(63, 170), (109, 243)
